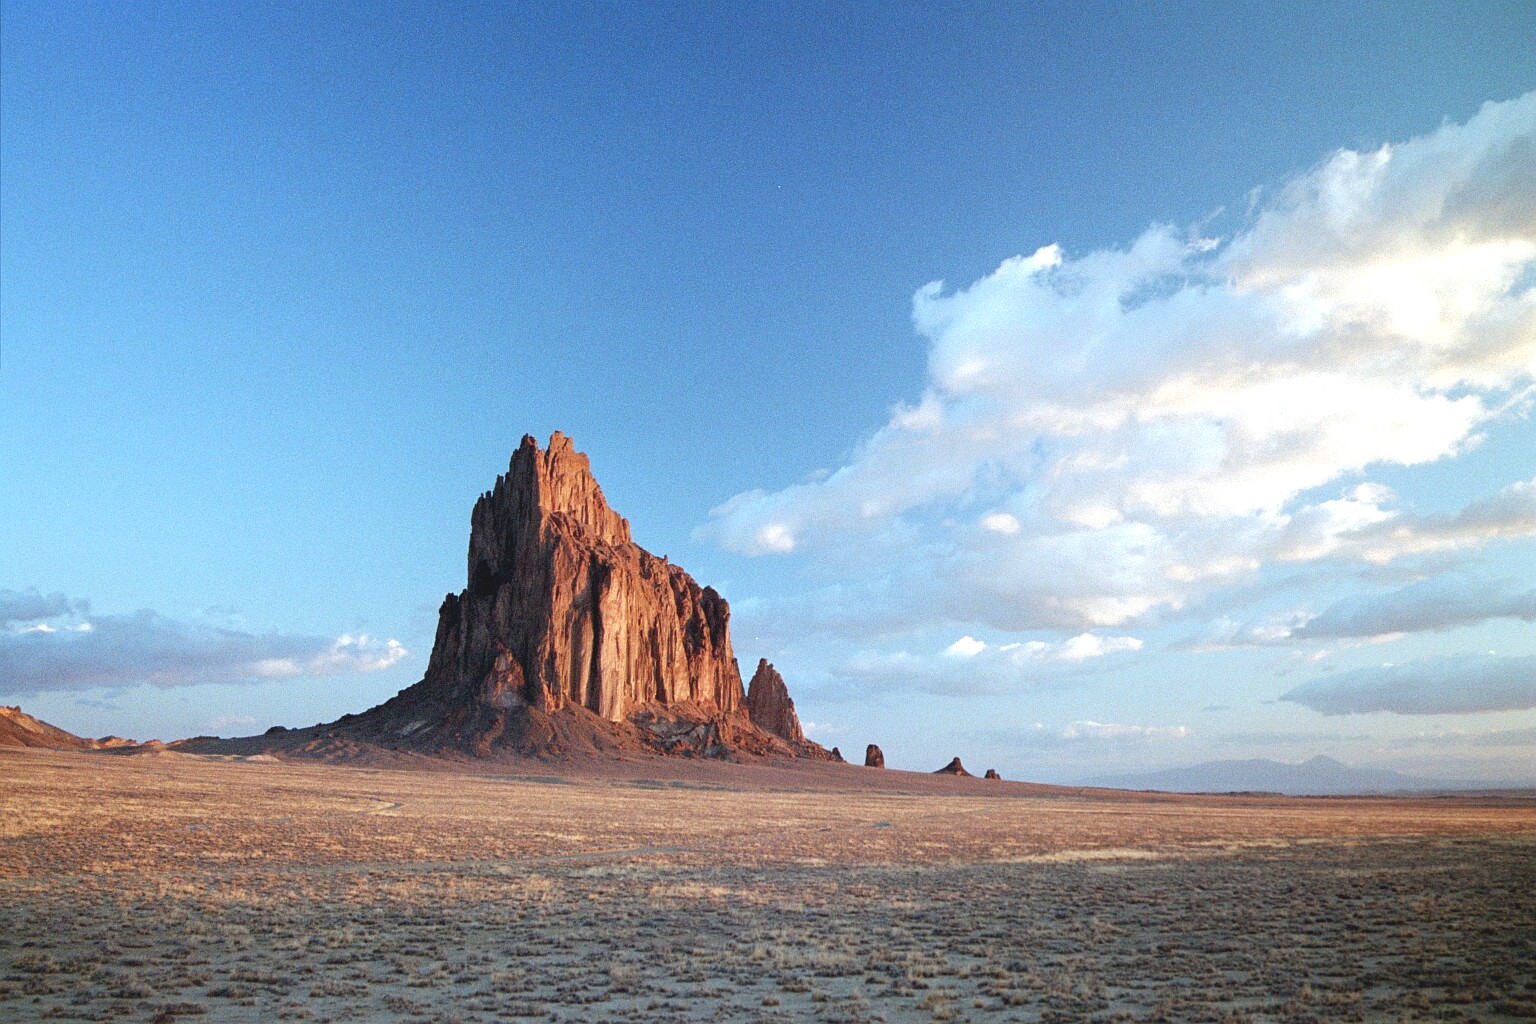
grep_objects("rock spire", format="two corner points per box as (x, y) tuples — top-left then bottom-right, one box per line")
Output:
(744, 659), (806, 744)
(428, 432), (744, 722)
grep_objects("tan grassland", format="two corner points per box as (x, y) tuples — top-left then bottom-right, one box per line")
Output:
(2, 746), (1533, 1023)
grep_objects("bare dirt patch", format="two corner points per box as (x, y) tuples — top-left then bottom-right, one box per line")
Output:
(2, 748), (1532, 1022)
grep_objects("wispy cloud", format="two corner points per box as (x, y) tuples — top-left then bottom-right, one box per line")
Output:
(1299, 477), (1536, 566)
(832, 631), (1142, 694)
(700, 95), (1536, 645)
(1281, 653), (1536, 715)
(997, 720), (1191, 749)
(0, 589), (408, 693)
(944, 632), (1143, 662)
(1385, 726), (1536, 749)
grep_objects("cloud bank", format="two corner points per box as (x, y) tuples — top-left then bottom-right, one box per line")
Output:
(0, 588), (408, 693)
(701, 95), (1536, 639)
(1296, 575), (1536, 640)
(1187, 570), (1536, 650)
(1281, 654), (1536, 715)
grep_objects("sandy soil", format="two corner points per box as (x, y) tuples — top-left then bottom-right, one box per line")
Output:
(2, 747), (1533, 1023)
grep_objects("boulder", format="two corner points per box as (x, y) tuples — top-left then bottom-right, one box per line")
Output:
(864, 744), (885, 768)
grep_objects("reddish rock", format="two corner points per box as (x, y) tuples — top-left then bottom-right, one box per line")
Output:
(864, 744), (885, 768)
(0, 706), (135, 750)
(745, 659), (805, 744)
(934, 757), (973, 776)
(830, 746), (844, 762)
(298, 433), (833, 762)
(448, 432), (744, 720)
(985, 768), (1002, 780)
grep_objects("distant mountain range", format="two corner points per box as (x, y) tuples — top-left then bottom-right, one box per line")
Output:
(1086, 755), (1514, 796)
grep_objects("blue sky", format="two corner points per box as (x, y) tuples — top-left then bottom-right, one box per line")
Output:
(3, 2), (1534, 782)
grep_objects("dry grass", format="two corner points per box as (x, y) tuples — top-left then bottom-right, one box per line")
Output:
(2, 747), (1533, 1022)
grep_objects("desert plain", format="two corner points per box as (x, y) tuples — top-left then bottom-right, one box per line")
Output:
(2, 747), (1533, 1024)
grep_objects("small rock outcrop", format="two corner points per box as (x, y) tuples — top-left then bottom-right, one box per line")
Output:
(830, 746), (844, 762)
(745, 659), (805, 744)
(864, 744), (885, 768)
(984, 768), (1001, 780)
(935, 757), (972, 776)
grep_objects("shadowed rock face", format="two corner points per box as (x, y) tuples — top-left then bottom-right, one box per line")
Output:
(865, 744), (885, 768)
(745, 659), (805, 744)
(935, 757), (972, 777)
(985, 768), (1001, 780)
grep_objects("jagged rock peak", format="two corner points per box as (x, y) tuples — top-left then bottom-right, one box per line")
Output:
(470, 433), (632, 572)
(418, 432), (744, 728)
(744, 659), (806, 745)
(864, 744), (885, 768)
(984, 768), (1002, 780)
(935, 757), (972, 776)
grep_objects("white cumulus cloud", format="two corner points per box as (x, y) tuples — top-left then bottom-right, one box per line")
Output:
(700, 95), (1536, 641)
(944, 635), (988, 657)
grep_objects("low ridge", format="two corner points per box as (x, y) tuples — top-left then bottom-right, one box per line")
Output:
(0, 706), (133, 750)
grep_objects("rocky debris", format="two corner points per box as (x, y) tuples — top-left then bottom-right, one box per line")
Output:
(985, 768), (1002, 780)
(744, 659), (805, 744)
(274, 433), (832, 763)
(865, 744), (885, 768)
(0, 706), (134, 750)
(934, 757), (973, 777)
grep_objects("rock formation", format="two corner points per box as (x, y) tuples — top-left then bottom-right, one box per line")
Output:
(291, 433), (832, 762)
(984, 768), (1001, 780)
(935, 756), (972, 776)
(0, 706), (133, 750)
(830, 746), (844, 762)
(864, 744), (885, 768)
(745, 659), (805, 744)
(441, 432), (742, 720)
